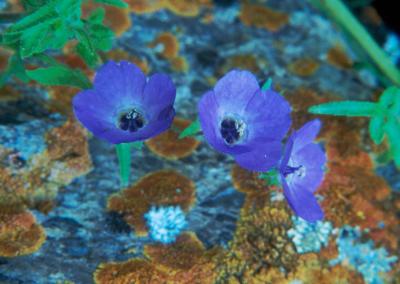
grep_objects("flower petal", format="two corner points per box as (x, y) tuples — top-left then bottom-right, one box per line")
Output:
(93, 60), (146, 108)
(290, 143), (326, 192)
(234, 141), (282, 172)
(73, 89), (117, 139)
(293, 119), (321, 153)
(245, 89), (292, 142)
(142, 73), (176, 119)
(282, 178), (324, 222)
(198, 90), (250, 155)
(214, 70), (260, 114)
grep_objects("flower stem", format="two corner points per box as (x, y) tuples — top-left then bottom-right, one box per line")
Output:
(310, 0), (400, 86)
(116, 143), (131, 188)
(308, 101), (379, 117)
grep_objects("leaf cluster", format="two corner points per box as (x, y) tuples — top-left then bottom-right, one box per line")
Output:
(309, 87), (400, 167)
(0, 0), (127, 89)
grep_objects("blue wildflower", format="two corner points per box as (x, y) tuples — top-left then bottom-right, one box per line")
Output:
(144, 206), (187, 244)
(288, 216), (332, 254)
(279, 119), (326, 222)
(198, 70), (291, 172)
(331, 226), (398, 284)
(73, 61), (176, 144)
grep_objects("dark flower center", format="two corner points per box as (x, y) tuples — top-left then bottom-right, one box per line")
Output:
(220, 117), (245, 145)
(283, 165), (305, 178)
(118, 109), (145, 132)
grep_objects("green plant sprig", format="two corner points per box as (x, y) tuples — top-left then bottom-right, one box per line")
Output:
(309, 87), (400, 167)
(0, 0), (127, 89)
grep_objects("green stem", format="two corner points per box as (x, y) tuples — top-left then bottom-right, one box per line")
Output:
(115, 143), (131, 188)
(311, 0), (400, 86)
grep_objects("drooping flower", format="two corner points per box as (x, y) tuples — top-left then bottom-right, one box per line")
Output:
(198, 70), (291, 171)
(73, 60), (176, 144)
(144, 206), (187, 244)
(279, 119), (326, 222)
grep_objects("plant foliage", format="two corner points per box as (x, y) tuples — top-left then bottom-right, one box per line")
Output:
(0, 0), (127, 88)
(309, 87), (400, 167)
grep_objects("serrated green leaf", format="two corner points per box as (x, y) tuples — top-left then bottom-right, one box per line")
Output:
(384, 118), (400, 168)
(88, 7), (106, 24)
(308, 101), (379, 117)
(26, 66), (92, 89)
(379, 87), (400, 108)
(94, 0), (128, 8)
(88, 23), (114, 51)
(75, 28), (99, 68)
(369, 115), (385, 145)
(20, 20), (55, 58)
(7, 2), (57, 32)
(179, 119), (201, 139)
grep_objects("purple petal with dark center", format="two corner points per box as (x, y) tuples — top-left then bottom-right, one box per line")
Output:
(234, 141), (282, 172)
(245, 89), (292, 143)
(198, 90), (251, 155)
(213, 70), (260, 114)
(281, 178), (324, 222)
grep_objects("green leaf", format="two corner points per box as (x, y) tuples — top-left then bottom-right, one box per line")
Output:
(308, 101), (379, 117)
(261, 78), (272, 91)
(88, 7), (106, 24)
(130, 141), (144, 150)
(75, 28), (99, 68)
(384, 118), (400, 168)
(26, 66), (92, 89)
(379, 87), (400, 108)
(94, 0), (128, 8)
(259, 169), (280, 186)
(369, 115), (385, 145)
(7, 2), (57, 33)
(20, 20), (55, 58)
(116, 143), (131, 188)
(179, 119), (201, 139)
(88, 23), (114, 51)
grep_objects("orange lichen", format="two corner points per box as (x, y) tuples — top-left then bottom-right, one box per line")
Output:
(148, 32), (180, 59)
(289, 254), (364, 284)
(144, 233), (205, 271)
(171, 56), (189, 73)
(107, 170), (196, 235)
(216, 202), (297, 282)
(94, 259), (168, 284)
(128, 0), (212, 17)
(164, 0), (212, 17)
(231, 164), (269, 195)
(326, 45), (353, 69)
(128, 0), (166, 14)
(287, 58), (320, 77)
(145, 117), (200, 160)
(0, 206), (46, 257)
(240, 4), (289, 32)
(107, 49), (150, 74)
(82, 3), (132, 37)
(218, 54), (264, 77)
(47, 86), (80, 114)
(45, 119), (93, 180)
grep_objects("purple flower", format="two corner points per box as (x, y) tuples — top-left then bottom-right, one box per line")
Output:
(198, 70), (291, 171)
(279, 119), (326, 222)
(73, 61), (176, 144)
